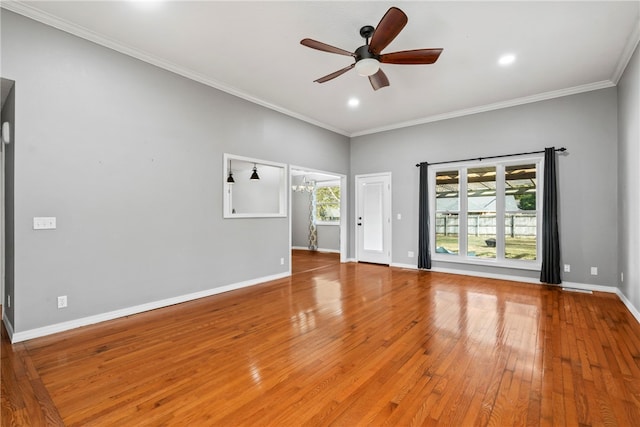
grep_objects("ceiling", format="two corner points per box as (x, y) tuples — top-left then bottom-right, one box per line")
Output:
(3, 1), (639, 136)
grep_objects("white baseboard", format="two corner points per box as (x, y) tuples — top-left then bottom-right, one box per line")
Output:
(9, 272), (290, 343)
(390, 262), (418, 270)
(292, 246), (340, 254)
(561, 281), (617, 294)
(429, 265), (542, 285)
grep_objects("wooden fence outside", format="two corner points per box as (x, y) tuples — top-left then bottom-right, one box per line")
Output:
(435, 214), (536, 237)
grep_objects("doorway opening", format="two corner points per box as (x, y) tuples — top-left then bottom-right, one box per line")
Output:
(289, 166), (347, 273)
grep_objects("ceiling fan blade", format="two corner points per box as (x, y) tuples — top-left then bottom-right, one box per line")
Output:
(300, 38), (356, 57)
(380, 48), (443, 65)
(369, 7), (408, 55)
(314, 63), (355, 83)
(369, 68), (390, 91)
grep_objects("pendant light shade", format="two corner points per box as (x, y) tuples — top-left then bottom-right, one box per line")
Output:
(250, 164), (260, 180)
(227, 159), (235, 183)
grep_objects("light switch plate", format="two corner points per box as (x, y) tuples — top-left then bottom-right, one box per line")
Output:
(33, 217), (56, 230)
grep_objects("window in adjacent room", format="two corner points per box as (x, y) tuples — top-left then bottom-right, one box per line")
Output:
(315, 181), (341, 224)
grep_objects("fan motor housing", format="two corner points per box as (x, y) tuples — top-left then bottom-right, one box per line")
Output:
(355, 45), (380, 62)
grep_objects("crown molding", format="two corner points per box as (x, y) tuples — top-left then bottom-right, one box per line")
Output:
(611, 17), (640, 84)
(2, 1), (632, 139)
(0, 1), (350, 137)
(350, 80), (616, 137)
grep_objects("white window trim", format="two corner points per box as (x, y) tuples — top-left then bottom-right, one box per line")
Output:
(429, 155), (544, 271)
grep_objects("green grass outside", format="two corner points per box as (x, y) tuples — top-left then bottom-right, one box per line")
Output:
(435, 235), (537, 260)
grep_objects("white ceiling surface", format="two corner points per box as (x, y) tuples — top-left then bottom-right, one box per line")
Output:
(3, 1), (639, 137)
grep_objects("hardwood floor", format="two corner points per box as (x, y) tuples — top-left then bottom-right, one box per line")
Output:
(2, 253), (640, 426)
(291, 249), (340, 274)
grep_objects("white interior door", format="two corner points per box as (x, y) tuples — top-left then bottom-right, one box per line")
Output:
(356, 173), (391, 264)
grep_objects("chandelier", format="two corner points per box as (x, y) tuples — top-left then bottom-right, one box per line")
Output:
(292, 176), (315, 193)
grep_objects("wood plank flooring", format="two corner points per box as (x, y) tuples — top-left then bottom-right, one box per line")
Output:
(2, 252), (640, 426)
(291, 249), (340, 274)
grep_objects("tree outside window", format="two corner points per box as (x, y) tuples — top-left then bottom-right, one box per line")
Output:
(315, 184), (340, 223)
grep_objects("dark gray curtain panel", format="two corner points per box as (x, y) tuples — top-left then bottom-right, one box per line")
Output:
(418, 163), (431, 269)
(540, 147), (561, 284)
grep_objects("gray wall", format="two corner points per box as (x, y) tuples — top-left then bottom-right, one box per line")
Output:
(617, 42), (640, 313)
(2, 9), (636, 335)
(1, 11), (349, 333)
(350, 88), (619, 287)
(291, 190), (312, 248)
(316, 225), (340, 252)
(291, 190), (340, 251)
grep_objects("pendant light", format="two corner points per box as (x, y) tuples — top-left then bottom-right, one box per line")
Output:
(292, 176), (314, 193)
(250, 164), (260, 180)
(226, 160), (235, 183)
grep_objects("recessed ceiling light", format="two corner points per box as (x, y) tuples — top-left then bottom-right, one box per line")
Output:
(130, 0), (163, 10)
(498, 54), (516, 66)
(348, 98), (360, 108)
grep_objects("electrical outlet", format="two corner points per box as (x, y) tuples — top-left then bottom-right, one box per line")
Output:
(408, 251), (414, 258)
(280, 257), (284, 265)
(621, 272), (624, 282)
(7, 295), (10, 308)
(57, 295), (67, 309)
(564, 264), (570, 273)
(590, 267), (598, 276)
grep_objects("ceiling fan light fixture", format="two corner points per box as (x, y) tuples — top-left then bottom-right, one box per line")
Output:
(355, 58), (380, 76)
(301, 7), (442, 90)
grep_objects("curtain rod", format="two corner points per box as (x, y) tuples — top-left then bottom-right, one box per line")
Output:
(415, 147), (566, 168)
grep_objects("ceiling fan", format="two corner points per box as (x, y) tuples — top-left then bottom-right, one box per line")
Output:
(300, 7), (443, 91)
